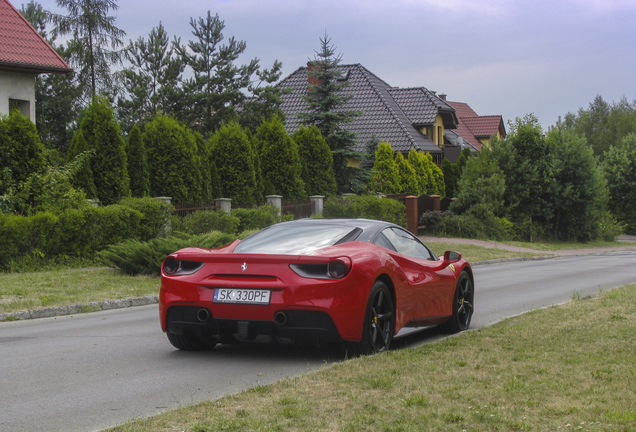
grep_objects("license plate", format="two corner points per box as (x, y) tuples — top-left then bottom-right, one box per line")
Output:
(213, 288), (271, 305)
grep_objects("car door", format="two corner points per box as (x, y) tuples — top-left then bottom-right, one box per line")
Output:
(376, 227), (453, 327)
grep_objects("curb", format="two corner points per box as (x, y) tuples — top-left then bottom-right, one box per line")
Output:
(0, 295), (159, 322)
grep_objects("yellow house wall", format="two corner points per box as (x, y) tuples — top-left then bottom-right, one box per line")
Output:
(418, 114), (446, 149)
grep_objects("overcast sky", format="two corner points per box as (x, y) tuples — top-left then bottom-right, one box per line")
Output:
(37, 0), (636, 129)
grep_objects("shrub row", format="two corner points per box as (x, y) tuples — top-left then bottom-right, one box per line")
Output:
(0, 197), (173, 270)
(323, 194), (407, 227)
(97, 231), (238, 276)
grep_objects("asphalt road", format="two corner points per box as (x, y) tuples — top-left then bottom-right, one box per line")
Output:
(1, 251), (636, 432)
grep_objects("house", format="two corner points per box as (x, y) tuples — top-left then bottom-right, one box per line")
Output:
(446, 99), (506, 151)
(0, 0), (71, 120)
(277, 63), (505, 163)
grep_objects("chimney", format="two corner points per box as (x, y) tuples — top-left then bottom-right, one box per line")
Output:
(439, 93), (447, 101)
(307, 62), (320, 92)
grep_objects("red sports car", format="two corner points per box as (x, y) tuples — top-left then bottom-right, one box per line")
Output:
(160, 218), (474, 354)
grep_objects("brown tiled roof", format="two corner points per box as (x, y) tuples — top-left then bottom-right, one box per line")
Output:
(0, 0), (71, 73)
(277, 63), (458, 154)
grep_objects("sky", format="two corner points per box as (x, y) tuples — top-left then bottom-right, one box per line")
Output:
(36, 0), (636, 130)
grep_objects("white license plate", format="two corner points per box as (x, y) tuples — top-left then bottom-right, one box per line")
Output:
(213, 288), (271, 305)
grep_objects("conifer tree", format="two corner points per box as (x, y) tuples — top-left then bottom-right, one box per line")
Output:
(0, 110), (46, 186)
(254, 117), (305, 200)
(75, 96), (129, 204)
(298, 33), (361, 193)
(370, 142), (401, 194)
(293, 125), (337, 196)
(52, 0), (125, 102)
(396, 152), (418, 194)
(126, 124), (150, 197)
(143, 115), (203, 202)
(66, 129), (97, 198)
(208, 122), (258, 205)
(408, 150), (433, 195)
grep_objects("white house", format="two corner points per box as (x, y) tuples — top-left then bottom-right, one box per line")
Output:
(0, 0), (71, 120)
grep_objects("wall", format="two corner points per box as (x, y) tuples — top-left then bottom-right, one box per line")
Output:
(0, 71), (36, 120)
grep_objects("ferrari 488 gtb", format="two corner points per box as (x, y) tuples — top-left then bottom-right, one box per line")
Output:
(160, 218), (474, 354)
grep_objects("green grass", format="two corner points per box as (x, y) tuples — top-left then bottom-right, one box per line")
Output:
(0, 268), (158, 314)
(428, 242), (543, 263)
(105, 284), (636, 432)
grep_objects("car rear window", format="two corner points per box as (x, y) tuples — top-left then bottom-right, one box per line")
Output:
(234, 224), (360, 255)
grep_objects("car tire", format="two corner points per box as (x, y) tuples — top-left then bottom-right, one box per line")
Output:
(440, 270), (474, 334)
(167, 332), (218, 351)
(346, 280), (394, 356)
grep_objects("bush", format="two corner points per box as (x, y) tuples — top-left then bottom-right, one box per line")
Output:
(420, 211), (512, 241)
(178, 210), (240, 235)
(118, 197), (174, 240)
(323, 195), (407, 227)
(231, 205), (285, 232)
(98, 231), (236, 275)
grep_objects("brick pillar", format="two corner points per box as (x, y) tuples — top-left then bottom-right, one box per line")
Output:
(405, 195), (419, 235)
(430, 195), (441, 212)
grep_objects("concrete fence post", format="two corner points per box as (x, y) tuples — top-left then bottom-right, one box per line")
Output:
(266, 195), (282, 220)
(215, 198), (232, 214)
(310, 195), (325, 216)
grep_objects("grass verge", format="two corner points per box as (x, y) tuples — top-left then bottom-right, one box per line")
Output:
(0, 268), (158, 314)
(428, 242), (543, 263)
(106, 284), (636, 432)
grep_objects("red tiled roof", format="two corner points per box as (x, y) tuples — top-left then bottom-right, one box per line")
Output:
(0, 0), (71, 73)
(447, 101), (478, 118)
(461, 115), (504, 138)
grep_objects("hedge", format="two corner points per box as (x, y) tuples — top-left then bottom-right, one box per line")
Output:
(0, 198), (173, 270)
(323, 194), (407, 227)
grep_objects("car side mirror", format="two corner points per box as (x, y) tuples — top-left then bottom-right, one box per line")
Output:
(443, 251), (462, 263)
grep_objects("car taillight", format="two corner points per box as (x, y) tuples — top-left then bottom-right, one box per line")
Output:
(328, 257), (351, 279)
(163, 256), (180, 274)
(162, 257), (204, 275)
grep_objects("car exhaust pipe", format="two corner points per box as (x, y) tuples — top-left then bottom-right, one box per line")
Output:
(274, 311), (287, 326)
(196, 308), (210, 323)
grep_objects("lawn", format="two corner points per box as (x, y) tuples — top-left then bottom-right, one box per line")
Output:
(104, 283), (636, 431)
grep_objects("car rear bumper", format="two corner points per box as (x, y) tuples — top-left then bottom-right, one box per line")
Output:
(166, 305), (343, 346)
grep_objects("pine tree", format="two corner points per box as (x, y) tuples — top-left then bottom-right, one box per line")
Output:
(176, 11), (259, 136)
(52, 0), (126, 102)
(118, 23), (184, 130)
(126, 125), (150, 197)
(298, 33), (361, 193)
(254, 117), (305, 200)
(293, 125), (337, 196)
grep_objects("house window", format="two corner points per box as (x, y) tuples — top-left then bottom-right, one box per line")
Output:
(9, 99), (30, 119)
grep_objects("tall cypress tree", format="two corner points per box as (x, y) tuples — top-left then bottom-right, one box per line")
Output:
(297, 33), (361, 193)
(208, 122), (257, 205)
(143, 115), (203, 202)
(66, 129), (97, 198)
(293, 125), (337, 196)
(255, 117), (305, 200)
(76, 96), (129, 204)
(126, 124), (150, 197)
